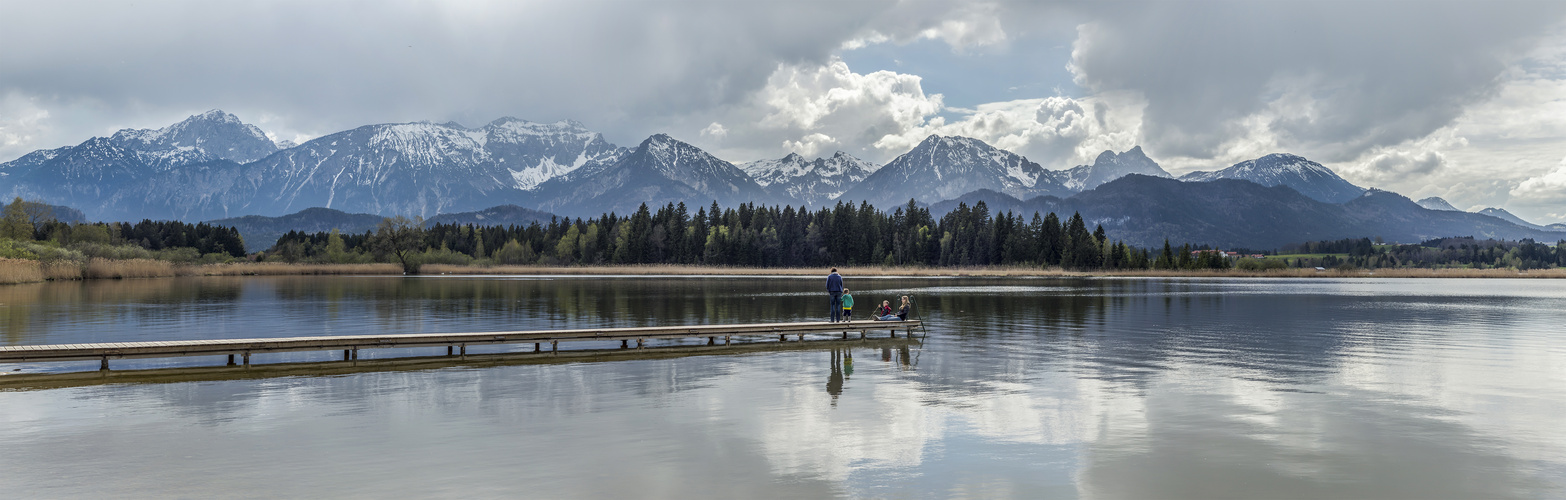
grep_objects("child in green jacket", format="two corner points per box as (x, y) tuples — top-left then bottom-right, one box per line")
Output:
(841, 289), (855, 321)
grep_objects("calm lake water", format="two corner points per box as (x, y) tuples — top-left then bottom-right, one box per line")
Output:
(1, 275), (1564, 498)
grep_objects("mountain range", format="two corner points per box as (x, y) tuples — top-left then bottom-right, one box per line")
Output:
(1178, 153), (1365, 203)
(929, 177), (1563, 249)
(740, 151), (878, 208)
(3, 110), (1561, 250)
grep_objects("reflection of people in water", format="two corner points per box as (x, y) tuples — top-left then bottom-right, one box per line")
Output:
(899, 345), (912, 370)
(882, 346), (892, 362)
(843, 350), (853, 379)
(827, 349), (844, 405)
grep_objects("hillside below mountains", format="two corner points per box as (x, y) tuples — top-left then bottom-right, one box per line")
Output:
(930, 175), (1561, 249)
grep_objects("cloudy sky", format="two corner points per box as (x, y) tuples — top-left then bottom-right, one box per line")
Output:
(3, 0), (1565, 222)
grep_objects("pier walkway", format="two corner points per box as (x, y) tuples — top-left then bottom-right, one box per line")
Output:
(0, 320), (923, 370)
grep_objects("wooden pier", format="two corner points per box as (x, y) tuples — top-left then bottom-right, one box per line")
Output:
(0, 320), (923, 371)
(0, 336), (922, 390)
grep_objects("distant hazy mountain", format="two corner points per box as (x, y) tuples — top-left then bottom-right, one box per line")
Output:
(1416, 197), (1461, 211)
(1180, 153), (1365, 203)
(740, 151), (878, 208)
(210, 204), (561, 252)
(838, 135), (1070, 208)
(207, 207), (386, 252)
(521, 134), (772, 217)
(44, 203), (87, 224)
(928, 176), (1561, 249)
(424, 204), (555, 227)
(1477, 207), (1564, 232)
(1056, 146), (1171, 191)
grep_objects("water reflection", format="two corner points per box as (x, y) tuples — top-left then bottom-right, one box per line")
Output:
(1, 277), (1564, 498)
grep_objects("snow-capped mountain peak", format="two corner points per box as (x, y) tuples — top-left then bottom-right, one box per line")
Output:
(837, 134), (1068, 207)
(101, 109), (279, 166)
(1179, 153), (1365, 203)
(1058, 145), (1171, 191)
(739, 150), (879, 207)
(1416, 196), (1461, 211)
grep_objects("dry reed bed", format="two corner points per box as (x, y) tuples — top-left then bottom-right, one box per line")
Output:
(0, 258), (45, 285)
(193, 263), (402, 276)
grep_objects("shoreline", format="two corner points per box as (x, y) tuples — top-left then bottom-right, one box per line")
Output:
(3, 259), (1563, 284)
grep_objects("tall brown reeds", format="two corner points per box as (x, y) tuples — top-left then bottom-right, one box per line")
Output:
(41, 260), (84, 280)
(192, 262), (403, 276)
(83, 258), (177, 279)
(0, 257), (44, 284)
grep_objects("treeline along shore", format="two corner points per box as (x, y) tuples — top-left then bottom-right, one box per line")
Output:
(1, 197), (1563, 284)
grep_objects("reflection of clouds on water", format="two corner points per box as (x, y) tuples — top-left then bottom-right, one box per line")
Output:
(3, 277), (1566, 497)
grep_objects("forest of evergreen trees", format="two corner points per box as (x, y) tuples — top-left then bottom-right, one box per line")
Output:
(1284, 237), (1566, 270)
(264, 201), (1566, 273)
(266, 201), (1194, 272)
(1, 197), (248, 262)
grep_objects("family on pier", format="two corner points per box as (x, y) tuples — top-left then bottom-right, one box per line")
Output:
(825, 268), (909, 323)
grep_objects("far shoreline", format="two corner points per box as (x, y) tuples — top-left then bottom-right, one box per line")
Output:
(3, 259), (1564, 284)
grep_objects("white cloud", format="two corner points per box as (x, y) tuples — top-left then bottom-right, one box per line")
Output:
(782, 133), (836, 158)
(873, 93), (1143, 168)
(699, 122), (728, 140)
(1509, 158), (1566, 221)
(915, 3), (1008, 51)
(692, 58), (1141, 168)
(0, 92), (51, 158)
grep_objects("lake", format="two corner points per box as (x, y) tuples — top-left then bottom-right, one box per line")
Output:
(2, 275), (1563, 498)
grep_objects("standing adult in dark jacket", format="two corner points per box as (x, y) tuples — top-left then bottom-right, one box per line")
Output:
(826, 268), (844, 322)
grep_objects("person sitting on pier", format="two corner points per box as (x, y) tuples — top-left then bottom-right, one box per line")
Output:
(877, 296), (910, 321)
(875, 300), (896, 321)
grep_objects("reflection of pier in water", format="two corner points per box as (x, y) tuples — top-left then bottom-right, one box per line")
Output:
(0, 321), (922, 390)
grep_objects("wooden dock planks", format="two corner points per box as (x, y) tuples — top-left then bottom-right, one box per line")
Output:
(0, 320), (922, 364)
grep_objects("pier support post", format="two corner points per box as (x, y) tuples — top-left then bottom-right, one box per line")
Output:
(460, 344), (466, 359)
(552, 341), (559, 354)
(227, 354), (236, 366)
(100, 356), (109, 371)
(859, 330), (866, 340)
(535, 342), (541, 352)
(344, 349), (351, 361)
(447, 346), (454, 356)
(242, 351), (250, 368)
(724, 336), (731, 346)
(621, 339), (629, 349)
(842, 332), (848, 339)
(636, 338), (644, 349)
(708, 337), (715, 345)
(779, 334), (786, 342)
(351, 347), (358, 360)
(798, 333), (805, 341)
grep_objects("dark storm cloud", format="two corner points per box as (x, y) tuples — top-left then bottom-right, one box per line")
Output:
(0, 0), (909, 145)
(1069, 1), (1566, 162)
